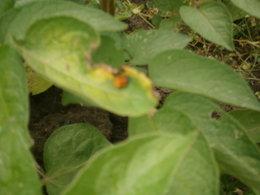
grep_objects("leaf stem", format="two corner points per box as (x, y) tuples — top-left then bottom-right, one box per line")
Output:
(99, 0), (115, 16)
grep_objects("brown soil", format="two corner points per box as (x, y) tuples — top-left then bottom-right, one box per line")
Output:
(29, 87), (127, 167)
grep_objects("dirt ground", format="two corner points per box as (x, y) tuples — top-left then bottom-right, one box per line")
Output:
(29, 87), (128, 166)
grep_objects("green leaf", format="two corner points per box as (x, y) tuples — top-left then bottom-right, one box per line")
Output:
(149, 49), (260, 111)
(63, 132), (219, 195)
(0, 45), (41, 195)
(159, 16), (182, 31)
(44, 123), (111, 195)
(0, 0), (127, 44)
(149, 0), (185, 12)
(162, 92), (260, 194)
(15, 0), (86, 7)
(229, 110), (260, 143)
(15, 0), (60, 7)
(0, 7), (18, 43)
(180, 2), (234, 50)
(222, 0), (246, 21)
(0, 45), (31, 145)
(128, 114), (157, 136)
(25, 64), (52, 95)
(130, 92), (260, 193)
(0, 0), (15, 17)
(230, 0), (260, 18)
(124, 30), (191, 65)
(93, 35), (125, 68)
(16, 16), (157, 116)
(129, 107), (196, 137)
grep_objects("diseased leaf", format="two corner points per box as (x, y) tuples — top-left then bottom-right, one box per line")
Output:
(229, 110), (260, 143)
(44, 123), (111, 195)
(16, 16), (157, 116)
(0, 45), (41, 195)
(149, 49), (260, 111)
(63, 132), (219, 195)
(180, 2), (234, 50)
(230, 0), (260, 18)
(0, 0), (127, 44)
(124, 30), (191, 65)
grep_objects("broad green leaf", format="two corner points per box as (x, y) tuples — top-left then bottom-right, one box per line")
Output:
(159, 16), (182, 31)
(0, 131), (42, 195)
(93, 35), (125, 68)
(0, 7), (18, 43)
(151, 14), (163, 28)
(0, 45), (31, 145)
(0, 45), (41, 195)
(16, 17), (157, 116)
(63, 132), (219, 195)
(129, 107), (195, 137)
(25, 65), (52, 95)
(231, 0), (260, 18)
(163, 92), (260, 194)
(15, 0), (86, 7)
(130, 92), (260, 193)
(128, 114), (157, 136)
(149, 49), (260, 111)
(223, 0), (246, 20)
(229, 110), (260, 143)
(44, 123), (111, 195)
(149, 0), (185, 12)
(0, 0), (127, 44)
(101, 32), (125, 50)
(15, 0), (60, 7)
(124, 30), (191, 65)
(180, 2), (234, 50)
(0, 0), (15, 17)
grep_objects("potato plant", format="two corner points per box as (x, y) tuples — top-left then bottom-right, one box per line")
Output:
(0, 0), (260, 194)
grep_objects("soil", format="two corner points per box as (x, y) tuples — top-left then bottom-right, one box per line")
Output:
(29, 87), (128, 167)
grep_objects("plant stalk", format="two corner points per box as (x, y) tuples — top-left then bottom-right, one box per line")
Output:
(99, 0), (115, 16)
